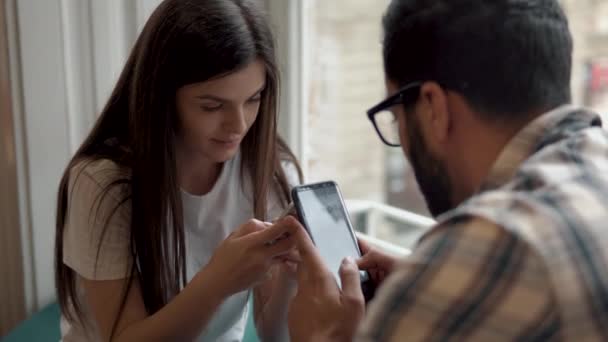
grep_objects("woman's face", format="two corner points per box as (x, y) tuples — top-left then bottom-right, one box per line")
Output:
(175, 59), (266, 163)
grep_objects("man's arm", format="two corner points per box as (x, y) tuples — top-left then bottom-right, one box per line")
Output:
(357, 216), (557, 341)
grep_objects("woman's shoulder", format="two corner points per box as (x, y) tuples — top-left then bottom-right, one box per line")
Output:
(63, 157), (133, 281)
(71, 158), (129, 183)
(69, 158), (131, 202)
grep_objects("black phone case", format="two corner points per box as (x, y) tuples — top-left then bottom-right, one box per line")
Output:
(291, 181), (376, 302)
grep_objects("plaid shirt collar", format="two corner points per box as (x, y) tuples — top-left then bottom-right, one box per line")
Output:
(479, 104), (603, 192)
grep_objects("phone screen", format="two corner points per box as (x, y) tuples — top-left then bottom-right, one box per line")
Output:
(294, 182), (362, 287)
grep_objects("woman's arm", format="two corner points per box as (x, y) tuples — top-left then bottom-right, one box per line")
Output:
(83, 265), (225, 342)
(81, 219), (299, 341)
(253, 264), (297, 342)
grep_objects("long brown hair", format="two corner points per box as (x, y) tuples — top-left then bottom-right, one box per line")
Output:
(55, 0), (301, 331)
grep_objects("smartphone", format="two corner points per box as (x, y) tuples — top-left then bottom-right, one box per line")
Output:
(292, 181), (375, 301)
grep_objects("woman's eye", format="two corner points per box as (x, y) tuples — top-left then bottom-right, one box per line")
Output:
(201, 103), (222, 112)
(248, 95), (262, 103)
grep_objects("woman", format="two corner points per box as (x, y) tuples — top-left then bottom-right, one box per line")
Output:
(54, 0), (302, 340)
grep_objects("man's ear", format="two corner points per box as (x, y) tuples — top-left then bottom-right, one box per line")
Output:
(419, 82), (451, 144)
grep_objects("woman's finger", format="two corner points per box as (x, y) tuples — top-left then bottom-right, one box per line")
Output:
(262, 234), (297, 258)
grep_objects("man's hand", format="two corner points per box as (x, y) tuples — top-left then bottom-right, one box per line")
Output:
(357, 238), (399, 287)
(287, 217), (365, 342)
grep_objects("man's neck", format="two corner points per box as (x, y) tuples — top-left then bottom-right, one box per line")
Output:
(451, 113), (545, 204)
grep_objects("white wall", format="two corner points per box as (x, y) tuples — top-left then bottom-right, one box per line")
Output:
(13, 0), (161, 311)
(15, 0), (72, 311)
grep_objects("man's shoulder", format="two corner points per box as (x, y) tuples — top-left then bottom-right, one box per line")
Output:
(435, 190), (551, 233)
(430, 182), (608, 269)
(361, 204), (558, 342)
(421, 200), (542, 260)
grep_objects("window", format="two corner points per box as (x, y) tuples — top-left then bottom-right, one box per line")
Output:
(288, 0), (608, 248)
(562, 0), (608, 122)
(301, 0), (431, 248)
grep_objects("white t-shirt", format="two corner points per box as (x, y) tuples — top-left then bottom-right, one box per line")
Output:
(60, 151), (298, 341)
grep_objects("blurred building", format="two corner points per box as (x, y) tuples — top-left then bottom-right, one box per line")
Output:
(305, 0), (608, 220)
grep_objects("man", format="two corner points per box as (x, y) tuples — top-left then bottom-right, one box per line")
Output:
(286, 0), (608, 340)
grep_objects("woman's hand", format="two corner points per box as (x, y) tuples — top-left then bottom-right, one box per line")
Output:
(205, 219), (298, 298)
(252, 221), (302, 342)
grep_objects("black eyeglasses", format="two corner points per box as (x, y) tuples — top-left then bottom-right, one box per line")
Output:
(366, 82), (422, 147)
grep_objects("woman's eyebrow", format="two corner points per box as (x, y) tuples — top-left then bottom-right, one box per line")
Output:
(195, 84), (266, 102)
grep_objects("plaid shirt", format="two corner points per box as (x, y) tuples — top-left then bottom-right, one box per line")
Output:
(357, 105), (608, 341)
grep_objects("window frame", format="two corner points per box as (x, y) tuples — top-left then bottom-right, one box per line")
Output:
(266, 0), (309, 175)
(266, 0), (430, 254)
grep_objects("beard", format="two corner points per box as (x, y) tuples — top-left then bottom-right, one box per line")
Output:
(406, 114), (454, 218)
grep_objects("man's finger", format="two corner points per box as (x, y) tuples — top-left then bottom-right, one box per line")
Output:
(275, 216), (337, 289)
(356, 251), (378, 270)
(339, 257), (365, 305)
(283, 216), (327, 272)
(358, 238), (372, 254)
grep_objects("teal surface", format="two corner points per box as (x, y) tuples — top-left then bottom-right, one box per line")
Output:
(4, 302), (260, 342)
(3, 303), (61, 342)
(244, 302), (260, 342)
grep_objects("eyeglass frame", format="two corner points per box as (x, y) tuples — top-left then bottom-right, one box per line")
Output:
(366, 81), (423, 147)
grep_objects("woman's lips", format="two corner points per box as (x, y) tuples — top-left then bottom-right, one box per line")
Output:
(212, 138), (240, 148)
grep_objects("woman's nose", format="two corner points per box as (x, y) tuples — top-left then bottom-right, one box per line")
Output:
(222, 107), (248, 134)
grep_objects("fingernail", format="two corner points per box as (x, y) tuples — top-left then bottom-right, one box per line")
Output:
(343, 257), (355, 265)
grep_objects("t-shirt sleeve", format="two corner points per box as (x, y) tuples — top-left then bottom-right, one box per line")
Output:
(62, 162), (133, 280)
